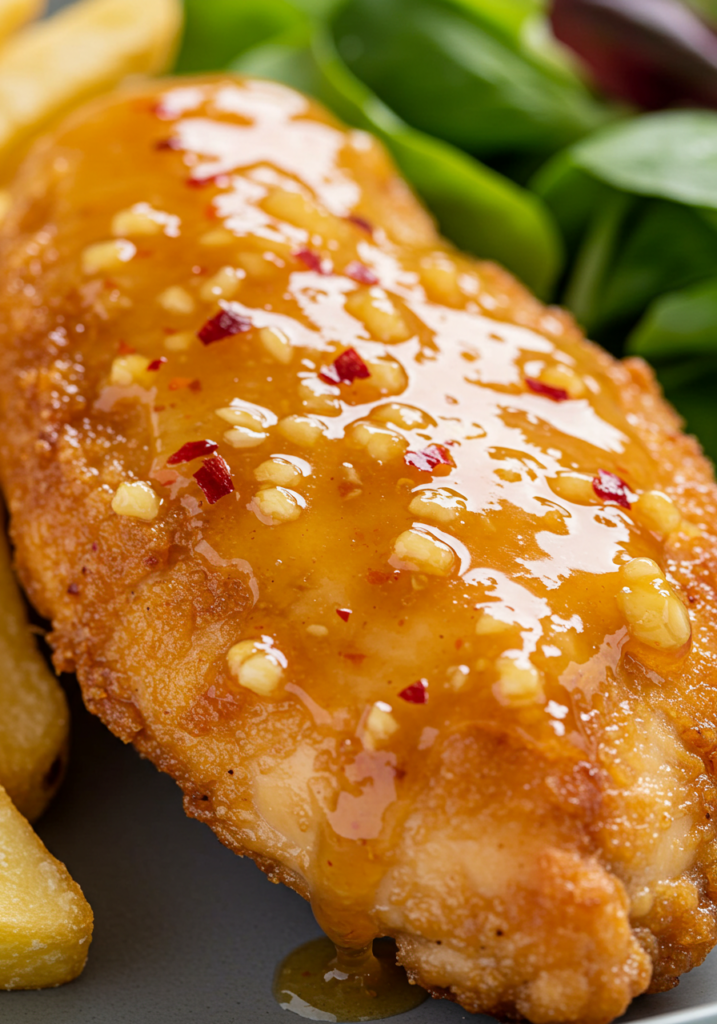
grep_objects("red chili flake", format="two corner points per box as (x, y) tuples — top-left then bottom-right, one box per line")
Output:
(193, 455), (234, 505)
(592, 469), (632, 509)
(189, 379), (202, 393)
(336, 608), (352, 622)
(151, 101), (173, 120)
(294, 248), (332, 275)
(147, 357), (167, 371)
(367, 569), (391, 585)
(404, 444), (453, 473)
(153, 468), (178, 487)
(346, 213), (373, 234)
(525, 377), (570, 402)
(319, 347), (371, 386)
(341, 652), (366, 665)
(168, 376), (200, 391)
(187, 173), (230, 189)
(399, 679), (428, 704)
(167, 439), (218, 465)
(155, 137), (180, 151)
(118, 340), (136, 355)
(198, 308), (252, 345)
(67, 582), (79, 595)
(345, 261), (379, 286)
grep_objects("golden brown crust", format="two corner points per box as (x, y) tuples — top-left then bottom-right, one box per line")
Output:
(1, 77), (717, 1022)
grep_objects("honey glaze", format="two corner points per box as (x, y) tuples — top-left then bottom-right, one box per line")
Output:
(274, 937), (427, 1021)
(2, 73), (717, 1024)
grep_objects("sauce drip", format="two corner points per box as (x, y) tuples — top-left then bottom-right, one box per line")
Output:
(274, 937), (428, 1021)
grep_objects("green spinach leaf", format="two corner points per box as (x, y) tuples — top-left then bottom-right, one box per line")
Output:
(175, 0), (306, 74)
(534, 111), (717, 348)
(628, 277), (717, 362)
(331, 0), (612, 159)
(570, 110), (717, 210)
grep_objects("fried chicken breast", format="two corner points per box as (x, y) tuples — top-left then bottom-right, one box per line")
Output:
(0, 76), (716, 1023)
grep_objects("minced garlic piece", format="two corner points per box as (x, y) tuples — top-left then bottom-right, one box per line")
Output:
(420, 253), (463, 306)
(163, 331), (193, 352)
(227, 640), (284, 696)
(253, 487), (304, 524)
(200, 228), (235, 246)
(550, 472), (595, 505)
(110, 354), (150, 386)
(263, 187), (348, 240)
(634, 490), (681, 538)
(307, 624), (328, 638)
(446, 664), (470, 690)
(224, 426), (267, 449)
(371, 403), (433, 430)
(617, 557), (691, 651)
(495, 657), (544, 706)
(199, 266), (243, 302)
(393, 528), (456, 577)
(475, 612), (512, 635)
(82, 239), (136, 274)
(216, 402), (277, 431)
(365, 357), (407, 396)
(364, 701), (399, 750)
(539, 364), (585, 399)
(277, 415), (326, 447)
(409, 488), (465, 525)
(111, 481), (160, 521)
(236, 251), (280, 279)
(157, 285), (195, 315)
(298, 376), (341, 415)
(112, 203), (178, 238)
(254, 458), (307, 488)
(347, 420), (407, 462)
(259, 326), (292, 364)
(345, 287), (412, 343)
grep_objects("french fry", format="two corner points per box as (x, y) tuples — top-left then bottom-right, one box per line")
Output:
(0, 784), (93, 988)
(0, 1), (45, 45)
(0, 0), (182, 168)
(0, 528), (68, 823)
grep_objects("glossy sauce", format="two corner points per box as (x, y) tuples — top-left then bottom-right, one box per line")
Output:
(0, 76), (704, 988)
(274, 938), (427, 1021)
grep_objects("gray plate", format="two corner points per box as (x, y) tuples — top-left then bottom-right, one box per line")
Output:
(4, 1), (717, 1021)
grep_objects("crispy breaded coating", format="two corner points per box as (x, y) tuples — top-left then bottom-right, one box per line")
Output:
(0, 77), (717, 1022)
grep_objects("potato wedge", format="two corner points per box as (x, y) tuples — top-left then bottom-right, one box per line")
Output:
(0, 0), (182, 169)
(0, 527), (68, 822)
(0, 1), (45, 45)
(0, 784), (92, 988)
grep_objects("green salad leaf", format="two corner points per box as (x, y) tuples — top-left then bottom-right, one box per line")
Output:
(175, 0), (306, 74)
(629, 278), (717, 362)
(235, 23), (564, 295)
(534, 110), (717, 341)
(330, 0), (612, 161)
(571, 110), (717, 209)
